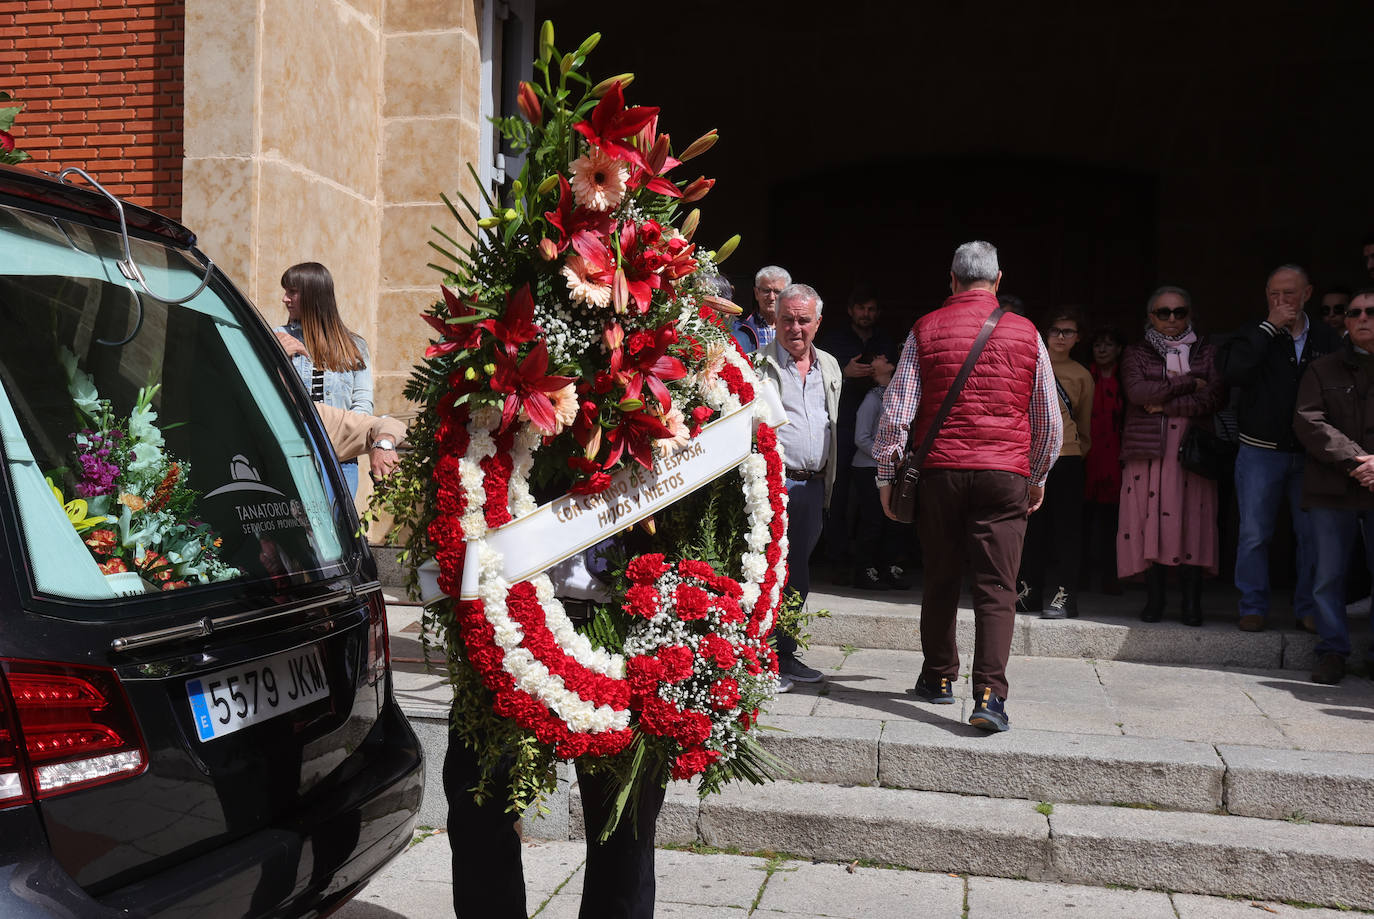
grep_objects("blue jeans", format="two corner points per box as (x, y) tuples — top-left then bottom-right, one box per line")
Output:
(778, 476), (825, 657)
(1233, 445), (1316, 620)
(340, 459), (359, 498)
(1308, 507), (1374, 658)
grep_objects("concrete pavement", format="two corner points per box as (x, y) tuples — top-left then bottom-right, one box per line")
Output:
(337, 832), (1369, 918)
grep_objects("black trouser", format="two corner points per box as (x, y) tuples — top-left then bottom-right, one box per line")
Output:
(1018, 456), (1085, 599)
(850, 465), (894, 571)
(1083, 498), (1120, 588)
(444, 723), (666, 919)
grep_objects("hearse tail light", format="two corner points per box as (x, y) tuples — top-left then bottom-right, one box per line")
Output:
(0, 680), (31, 808)
(0, 659), (148, 799)
(365, 594), (390, 686)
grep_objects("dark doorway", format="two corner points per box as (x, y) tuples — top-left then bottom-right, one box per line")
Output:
(770, 156), (1158, 339)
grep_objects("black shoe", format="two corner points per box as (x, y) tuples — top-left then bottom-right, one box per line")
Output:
(1041, 586), (1075, 619)
(1311, 653), (1346, 685)
(854, 567), (890, 591)
(969, 687), (1010, 732)
(1015, 581), (1042, 613)
(779, 655), (824, 683)
(912, 673), (956, 704)
(1179, 564), (1203, 627)
(882, 565), (912, 590)
(1140, 564), (1166, 623)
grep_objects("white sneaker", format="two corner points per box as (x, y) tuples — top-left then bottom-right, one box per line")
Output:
(776, 675), (795, 694)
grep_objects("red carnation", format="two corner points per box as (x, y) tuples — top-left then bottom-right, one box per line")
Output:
(699, 633), (737, 669)
(626, 553), (670, 584)
(656, 645), (695, 682)
(624, 584), (660, 618)
(674, 583), (711, 620)
(677, 559), (716, 580)
(708, 677), (740, 710)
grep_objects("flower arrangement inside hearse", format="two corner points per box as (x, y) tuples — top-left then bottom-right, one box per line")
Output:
(48, 347), (239, 593)
(375, 23), (796, 830)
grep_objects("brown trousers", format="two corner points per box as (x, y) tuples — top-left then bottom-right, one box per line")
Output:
(916, 469), (1029, 699)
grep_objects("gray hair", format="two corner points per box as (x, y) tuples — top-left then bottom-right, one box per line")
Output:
(778, 282), (823, 316)
(1146, 284), (1192, 314)
(755, 265), (791, 288)
(1267, 263), (1310, 286)
(951, 241), (1000, 284)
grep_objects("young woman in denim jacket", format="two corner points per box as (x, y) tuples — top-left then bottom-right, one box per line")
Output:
(274, 262), (373, 496)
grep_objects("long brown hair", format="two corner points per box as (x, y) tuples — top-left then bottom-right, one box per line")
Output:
(280, 262), (365, 372)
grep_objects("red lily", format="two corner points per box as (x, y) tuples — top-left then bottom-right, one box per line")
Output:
(624, 323), (687, 413)
(617, 221), (671, 314)
(570, 229), (617, 284)
(572, 82), (658, 168)
(490, 340), (576, 434)
(603, 376), (676, 470)
(545, 176), (613, 253)
(423, 285), (486, 357)
(626, 114), (682, 198)
(480, 284), (541, 356)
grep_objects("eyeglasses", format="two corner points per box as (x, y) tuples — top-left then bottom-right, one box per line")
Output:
(1046, 327), (1078, 338)
(1152, 307), (1189, 320)
(756, 287), (785, 297)
(1346, 307), (1374, 319)
(1320, 304), (1350, 316)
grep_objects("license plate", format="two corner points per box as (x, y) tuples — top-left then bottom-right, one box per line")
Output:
(186, 645), (330, 742)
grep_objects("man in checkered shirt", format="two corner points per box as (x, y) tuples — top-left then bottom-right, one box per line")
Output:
(874, 241), (1061, 733)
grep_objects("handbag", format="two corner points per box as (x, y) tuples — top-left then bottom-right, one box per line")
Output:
(890, 307), (1006, 523)
(1178, 423), (1232, 480)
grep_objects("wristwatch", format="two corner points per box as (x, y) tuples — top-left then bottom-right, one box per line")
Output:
(371, 438), (395, 451)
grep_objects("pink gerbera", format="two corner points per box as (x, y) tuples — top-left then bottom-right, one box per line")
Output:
(568, 148), (628, 212)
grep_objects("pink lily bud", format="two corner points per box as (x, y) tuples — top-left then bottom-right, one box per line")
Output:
(681, 176), (715, 203)
(680, 208), (700, 240)
(678, 129), (717, 162)
(538, 238), (558, 261)
(603, 322), (624, 351)
(583, 424), (602, 459)
(702, 295), (742, 316)
(517, 82), (541, 124)
(612, 268), (629, 314)
(646, 133), (671, 174)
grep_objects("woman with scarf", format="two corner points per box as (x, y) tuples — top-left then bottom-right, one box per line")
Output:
(1118, 286), (1227, 625)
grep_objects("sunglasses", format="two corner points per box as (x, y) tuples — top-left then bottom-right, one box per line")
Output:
(1346, 307), (1374, 319)
(1319, 304), (1348, 316)
(1152, 307), (1189, 320)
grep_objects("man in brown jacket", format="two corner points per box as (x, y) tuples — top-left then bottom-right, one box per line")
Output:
(1292, 288), (1374, 684)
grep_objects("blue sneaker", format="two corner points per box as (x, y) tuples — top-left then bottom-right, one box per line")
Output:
(913, 673), (956, 704)
(969, 687), (1010, 732)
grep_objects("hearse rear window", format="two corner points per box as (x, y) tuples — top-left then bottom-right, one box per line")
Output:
(0, 203), (348, 603)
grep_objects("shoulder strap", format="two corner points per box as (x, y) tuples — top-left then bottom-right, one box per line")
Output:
(906, 307), (1006, 465)
(1054, 377), (1072, 414)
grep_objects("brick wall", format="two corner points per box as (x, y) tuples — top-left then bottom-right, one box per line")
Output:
(0, 0), (185, 219)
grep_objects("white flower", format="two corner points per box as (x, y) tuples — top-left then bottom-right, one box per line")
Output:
(569, 148), (628, 212)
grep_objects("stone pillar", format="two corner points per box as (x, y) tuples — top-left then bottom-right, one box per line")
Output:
(377, 0), (483, 415)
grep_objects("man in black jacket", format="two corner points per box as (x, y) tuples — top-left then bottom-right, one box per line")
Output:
(1292, 288), (1374, 684)
(1220, 264), (1343, 632)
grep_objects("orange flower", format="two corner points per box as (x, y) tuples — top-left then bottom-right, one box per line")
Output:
(98, 558), (129, 574)
(118, 493), (146, 512)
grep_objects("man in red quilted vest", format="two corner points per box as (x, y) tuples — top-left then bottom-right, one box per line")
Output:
(874, 241), (1062, 732)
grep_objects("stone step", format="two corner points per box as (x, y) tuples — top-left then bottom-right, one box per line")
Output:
(624, 781), (1374, 910)
(758, 713), (1374, 826)
(803, 586), (1348, 672)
